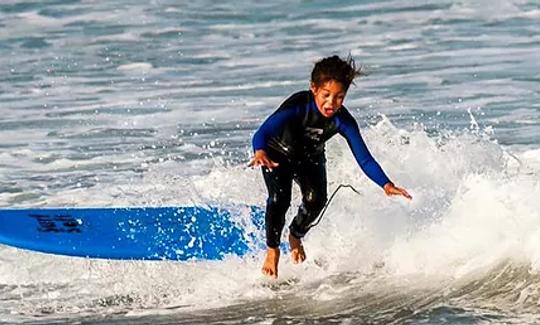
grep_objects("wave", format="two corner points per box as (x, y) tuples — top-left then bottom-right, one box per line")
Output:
(0, 119), (539, 323)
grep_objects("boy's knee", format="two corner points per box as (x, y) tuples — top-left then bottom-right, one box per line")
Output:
(303, 190), (326, 212)
(266, 193), (291, 210)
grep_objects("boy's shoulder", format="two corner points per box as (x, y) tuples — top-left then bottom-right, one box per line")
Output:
(335, 105), (357, 128)
(334, 104), (352, 118)
(278, 90), (311, 110)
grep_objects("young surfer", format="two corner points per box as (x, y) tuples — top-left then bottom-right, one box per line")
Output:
(249, 55), (411, 278)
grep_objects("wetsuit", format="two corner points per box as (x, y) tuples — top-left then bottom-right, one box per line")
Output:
(252, 90), (391, 248)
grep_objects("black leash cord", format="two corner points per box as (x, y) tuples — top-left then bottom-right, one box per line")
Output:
(305, 184), (363, 231)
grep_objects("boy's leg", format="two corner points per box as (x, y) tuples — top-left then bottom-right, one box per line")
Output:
(289, 156), (327, 241)
(261, 162), (293, 277)
(262, 164), (293, 248)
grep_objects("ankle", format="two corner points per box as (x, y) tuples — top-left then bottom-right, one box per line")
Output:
(289, 233), (302, 244)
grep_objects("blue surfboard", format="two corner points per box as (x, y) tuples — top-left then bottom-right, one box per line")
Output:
(0, 206), (264, 261)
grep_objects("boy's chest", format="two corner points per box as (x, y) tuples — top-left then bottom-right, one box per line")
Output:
(299, 113), (338, 143)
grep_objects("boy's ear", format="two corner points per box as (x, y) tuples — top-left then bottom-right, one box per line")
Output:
(309, 82), (318, 93)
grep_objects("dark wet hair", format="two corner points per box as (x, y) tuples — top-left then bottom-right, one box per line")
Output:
(310, 55), (366, 91)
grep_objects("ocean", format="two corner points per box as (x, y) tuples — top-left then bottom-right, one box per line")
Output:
(0, 0), (539, 323)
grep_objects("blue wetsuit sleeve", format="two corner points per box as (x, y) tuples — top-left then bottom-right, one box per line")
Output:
(338, 117), (391, 188)
(252, 108), (297, 151)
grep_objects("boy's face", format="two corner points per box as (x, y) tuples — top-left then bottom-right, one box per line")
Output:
(310, 80), (347, 118)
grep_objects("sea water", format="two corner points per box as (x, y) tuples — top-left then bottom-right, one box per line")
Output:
(0, 0), (539, 324)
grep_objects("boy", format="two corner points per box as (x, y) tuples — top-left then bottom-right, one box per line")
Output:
(249, 55), (411, 278)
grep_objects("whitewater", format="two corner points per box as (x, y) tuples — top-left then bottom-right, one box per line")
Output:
(0, 0), (539, 324)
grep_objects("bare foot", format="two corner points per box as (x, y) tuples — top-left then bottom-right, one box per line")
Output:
(261, 247), (280, 279)
(288, 233), (306, 264)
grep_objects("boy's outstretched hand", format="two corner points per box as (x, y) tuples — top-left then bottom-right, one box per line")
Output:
(383, 183), (412, 200)
(248, 149), (279, 170)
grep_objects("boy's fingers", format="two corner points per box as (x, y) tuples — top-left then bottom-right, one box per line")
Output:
(397, 188), (412, 200)
(248, 156), (279, 169)
(385, 186), (412, 200)
(263, 158), (278, 168)
(248, 158), (262, 167)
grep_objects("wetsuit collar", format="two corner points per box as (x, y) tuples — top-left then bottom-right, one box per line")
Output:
(308, 90), (325, 119)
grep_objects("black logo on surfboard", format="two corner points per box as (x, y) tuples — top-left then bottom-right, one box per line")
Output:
(29, 214), (83, 233)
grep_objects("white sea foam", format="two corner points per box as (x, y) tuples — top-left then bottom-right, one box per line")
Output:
(117, 62), (154, 73)
(16, 11), (60, 27)
(2, 120), (539, 320)
(1, 121), (538, 320)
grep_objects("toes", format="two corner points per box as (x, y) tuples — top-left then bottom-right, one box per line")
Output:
(291, 250), (302, 264)
(291, 248), (306, 264)
(262, 266), (277, 278)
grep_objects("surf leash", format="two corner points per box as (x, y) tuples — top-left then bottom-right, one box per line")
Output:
(305, 183), (363, 232)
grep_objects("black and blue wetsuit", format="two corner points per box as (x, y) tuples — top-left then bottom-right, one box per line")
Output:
(252, 90), (391, 248)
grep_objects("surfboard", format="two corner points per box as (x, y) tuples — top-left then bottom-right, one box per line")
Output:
(0, 206), (264, 261)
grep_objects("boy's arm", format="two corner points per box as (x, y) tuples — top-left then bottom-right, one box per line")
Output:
(338, 117), (391, 188)
(338, 116), (412, 199)
(250, 107), (297, 169)
(252, 108), (296, 151)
